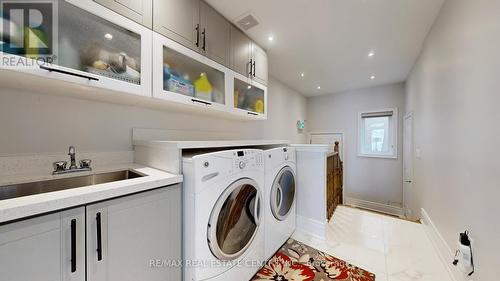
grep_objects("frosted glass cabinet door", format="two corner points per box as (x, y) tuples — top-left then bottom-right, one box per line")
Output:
(0, 0), (152, 96)
(234, 77), (266, 116)
(156, 35), (226, 107)
(86, 185), (182, 281)
(0, 208), (86, 281)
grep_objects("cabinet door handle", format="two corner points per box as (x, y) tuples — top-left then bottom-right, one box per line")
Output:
(96, 212), (103, 261)
(202, 28), (206, 51)
(70, 219), (77, 273)
(249, 59), (253, 76)
(192, 98), (212, 106)
(40, 65), (99, 81)
(247, 112), (258, 116)
(195, 24), (200, 47)
(253, 61), (256, 77)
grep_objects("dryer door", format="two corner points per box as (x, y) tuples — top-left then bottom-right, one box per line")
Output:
(208, 178), (261, 261)
(271, 166), (296, 221)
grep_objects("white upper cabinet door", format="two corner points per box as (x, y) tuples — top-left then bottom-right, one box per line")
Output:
(200, 1), (230, 66)
(0, 208), (86, 281)
(94, 0), (153, 28)
(251, 43), (268, 85)
(86, 186), (182, 281)
(153, 0), (200, 51)
(230, 25), (252, 77)
(0, 0), (153, 97)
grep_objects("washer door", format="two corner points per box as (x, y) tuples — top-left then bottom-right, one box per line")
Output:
(271, 166), (296, 221)
(208, 178), (261, 261)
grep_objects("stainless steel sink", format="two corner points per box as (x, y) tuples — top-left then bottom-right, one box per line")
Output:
(0, 170), (144, 201)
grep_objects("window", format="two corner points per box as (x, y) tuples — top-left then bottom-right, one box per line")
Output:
(358, 108), (398, 158)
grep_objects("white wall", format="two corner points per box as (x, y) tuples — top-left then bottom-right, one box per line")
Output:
(0, 76), (307, 155)
(307, 83), (406, 206)
(406, 0), (500, 280)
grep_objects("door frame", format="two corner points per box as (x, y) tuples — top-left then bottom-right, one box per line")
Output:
(403, 112), (414, 217)
(308, 131), (346, 204)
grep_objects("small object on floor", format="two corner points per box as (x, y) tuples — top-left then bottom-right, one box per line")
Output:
(252, 238), (375, 281)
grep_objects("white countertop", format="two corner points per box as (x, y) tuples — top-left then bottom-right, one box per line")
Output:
(0, 163), (182, 224)
(133, 139), (291, 149)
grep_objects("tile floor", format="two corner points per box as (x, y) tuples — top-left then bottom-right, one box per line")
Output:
(292, 206), (452, 281)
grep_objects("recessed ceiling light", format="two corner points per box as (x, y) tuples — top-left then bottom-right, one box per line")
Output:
(104, 33), (113, 40)
(300, 72), (305, 77)
(370, 75), (376, 80)
(268, 35), (274, 42)
(317, 86), (321, 90)
(368, 51), (375, 57)
(247, 85), (252, 89)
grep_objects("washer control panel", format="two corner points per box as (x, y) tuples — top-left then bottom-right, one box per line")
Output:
(233, 150), (264, 170)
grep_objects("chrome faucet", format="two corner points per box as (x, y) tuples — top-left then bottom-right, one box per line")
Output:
(53, 146), (92, 175)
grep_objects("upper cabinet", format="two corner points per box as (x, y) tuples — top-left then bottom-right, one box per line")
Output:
(251, 43), (269, 85)
(230, 26), (268, 85)
(230, 25), (252, 77)
(153, 0), (229, 66)
(94, 0), (153, 28)
(0, 0), (152, 97)
(200, 2), (230, 66)
(153, 0), (200, 51)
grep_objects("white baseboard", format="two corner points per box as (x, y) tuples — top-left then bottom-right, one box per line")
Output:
(421, 208), (469, 281)
(296, 215), (326, 240)
(345, 197), (404, 217)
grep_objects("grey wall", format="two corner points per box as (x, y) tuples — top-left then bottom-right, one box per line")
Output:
(0, 76), (307, 155)
(307, 83), (406, 206)
(406, 0), (500, 279)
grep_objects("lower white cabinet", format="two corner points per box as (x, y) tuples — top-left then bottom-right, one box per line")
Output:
(0, 207), (86, 281)
(86, 185), (182, 281)
(0, 185), (182, 281)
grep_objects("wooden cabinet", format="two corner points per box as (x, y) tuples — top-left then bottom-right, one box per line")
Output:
(200, 1), (230, 66)
(251, 43), (269, 85)
(94, 0), (152, 28)
(230, 25), (252, 77)
(153, 0), (200, 51)
(0, 185), (182, 281)
(0, 208), (86, 281)
(86, 185), (182, 281)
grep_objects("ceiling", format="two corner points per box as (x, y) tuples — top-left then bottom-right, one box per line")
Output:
(206, 0), (445, 97)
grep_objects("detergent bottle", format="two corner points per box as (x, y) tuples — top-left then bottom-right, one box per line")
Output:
(194, 73), (213, 101)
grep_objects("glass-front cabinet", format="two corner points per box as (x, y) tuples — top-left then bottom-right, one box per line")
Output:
(0, 0), (152, 97)
(153, 33), (227, 112)
(232, 73), (267, 119)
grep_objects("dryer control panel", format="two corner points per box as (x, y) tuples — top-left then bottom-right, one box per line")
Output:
(233, 150), (264, 170)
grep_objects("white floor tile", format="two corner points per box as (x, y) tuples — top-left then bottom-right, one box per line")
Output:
(293, 206), (453, 281)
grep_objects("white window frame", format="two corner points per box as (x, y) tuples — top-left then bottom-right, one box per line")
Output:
(357, 108), (398, 159)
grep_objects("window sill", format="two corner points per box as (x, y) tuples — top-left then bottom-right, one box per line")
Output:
(357, 153), (398, 159)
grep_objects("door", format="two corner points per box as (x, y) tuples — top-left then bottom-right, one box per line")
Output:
(207, 178), (261, 261)
(0, 208), (85, 281)
(94, 0), (152, 28)
(153, 0), (200, 51)
(251, 43), (268, 85)
(86, 185), (182, 281)
(200, 1), (230, 66)
(310, 133), (344, 159)
(403, 113), (414, 217)
(230, 26), (252, 77)
(270, 166), (296, 221)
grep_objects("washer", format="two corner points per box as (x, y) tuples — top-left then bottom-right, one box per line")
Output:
(183, 149), (265, 281)
(264, 147), (297, 259)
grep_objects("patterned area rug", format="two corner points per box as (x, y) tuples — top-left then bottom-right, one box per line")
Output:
(252, 239), (376, 281)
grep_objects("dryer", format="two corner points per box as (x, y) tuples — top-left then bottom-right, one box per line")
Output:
(183, 149), (265, 281)
(264, 147), (297, 259)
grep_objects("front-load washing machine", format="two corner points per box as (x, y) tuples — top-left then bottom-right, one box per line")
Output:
(183, 149), (265, 281)
(264, 147), (297, 259)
